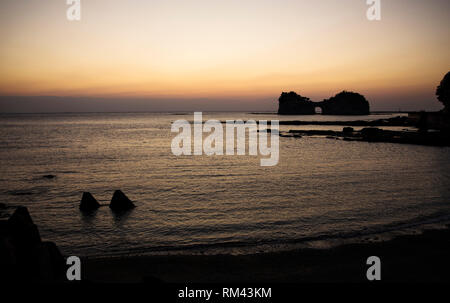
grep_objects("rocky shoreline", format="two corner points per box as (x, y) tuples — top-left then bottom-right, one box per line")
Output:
(280, 127), (450, 147)
(277, 115), (412, 126)
(220, 115), (450, 147)
(0, 207), (66, 283)
(2, 205), (450, 283)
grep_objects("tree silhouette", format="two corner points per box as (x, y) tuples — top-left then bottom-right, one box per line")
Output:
(436, 71), (450, 113)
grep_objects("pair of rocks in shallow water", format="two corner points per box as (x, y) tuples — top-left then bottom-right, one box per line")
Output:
(79, 190), (135, 212)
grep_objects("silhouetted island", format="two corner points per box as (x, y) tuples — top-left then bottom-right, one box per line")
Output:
(278, 91), (370, 115)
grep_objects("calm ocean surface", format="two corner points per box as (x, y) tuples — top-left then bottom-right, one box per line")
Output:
(1, 112), (450, 256)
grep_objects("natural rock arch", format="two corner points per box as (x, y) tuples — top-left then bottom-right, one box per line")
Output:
(278, 91), (370, 115)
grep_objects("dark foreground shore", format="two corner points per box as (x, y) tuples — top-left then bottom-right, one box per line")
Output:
(2, 206), (450, 283)
(83, 227), (450, 283)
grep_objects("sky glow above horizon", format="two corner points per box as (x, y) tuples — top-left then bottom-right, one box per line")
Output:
(0, 0), (449, 112)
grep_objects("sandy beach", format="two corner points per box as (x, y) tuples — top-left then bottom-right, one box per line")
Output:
(82, 226), (450, 283)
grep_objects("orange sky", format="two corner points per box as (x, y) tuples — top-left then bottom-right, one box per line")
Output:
(0, 0), (449, 111)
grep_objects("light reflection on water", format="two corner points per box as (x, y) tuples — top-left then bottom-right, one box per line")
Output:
(0, 112), (449, 256)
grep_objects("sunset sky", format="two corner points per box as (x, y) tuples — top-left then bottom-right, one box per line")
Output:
(0, 0), (449, 112)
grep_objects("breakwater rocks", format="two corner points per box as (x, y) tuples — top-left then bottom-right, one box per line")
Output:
(0, 207), (65, 282)
(79, 190), (136, 213)
(79, 192), (101, 212)
(110, 190), (135, 212)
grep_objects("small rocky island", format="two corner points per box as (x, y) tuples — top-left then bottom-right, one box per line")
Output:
(278, 91), (370, 115)
(274, 72), (450, 146)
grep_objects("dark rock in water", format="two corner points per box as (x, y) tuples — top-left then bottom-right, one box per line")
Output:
(80, 192), (100, 212)
(343, 127), (354, 133)
(361, 127), (383, 141)
(43, 174), (56, 179)
(110, 190), (135, 212)
(289, 129), (336, 136)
